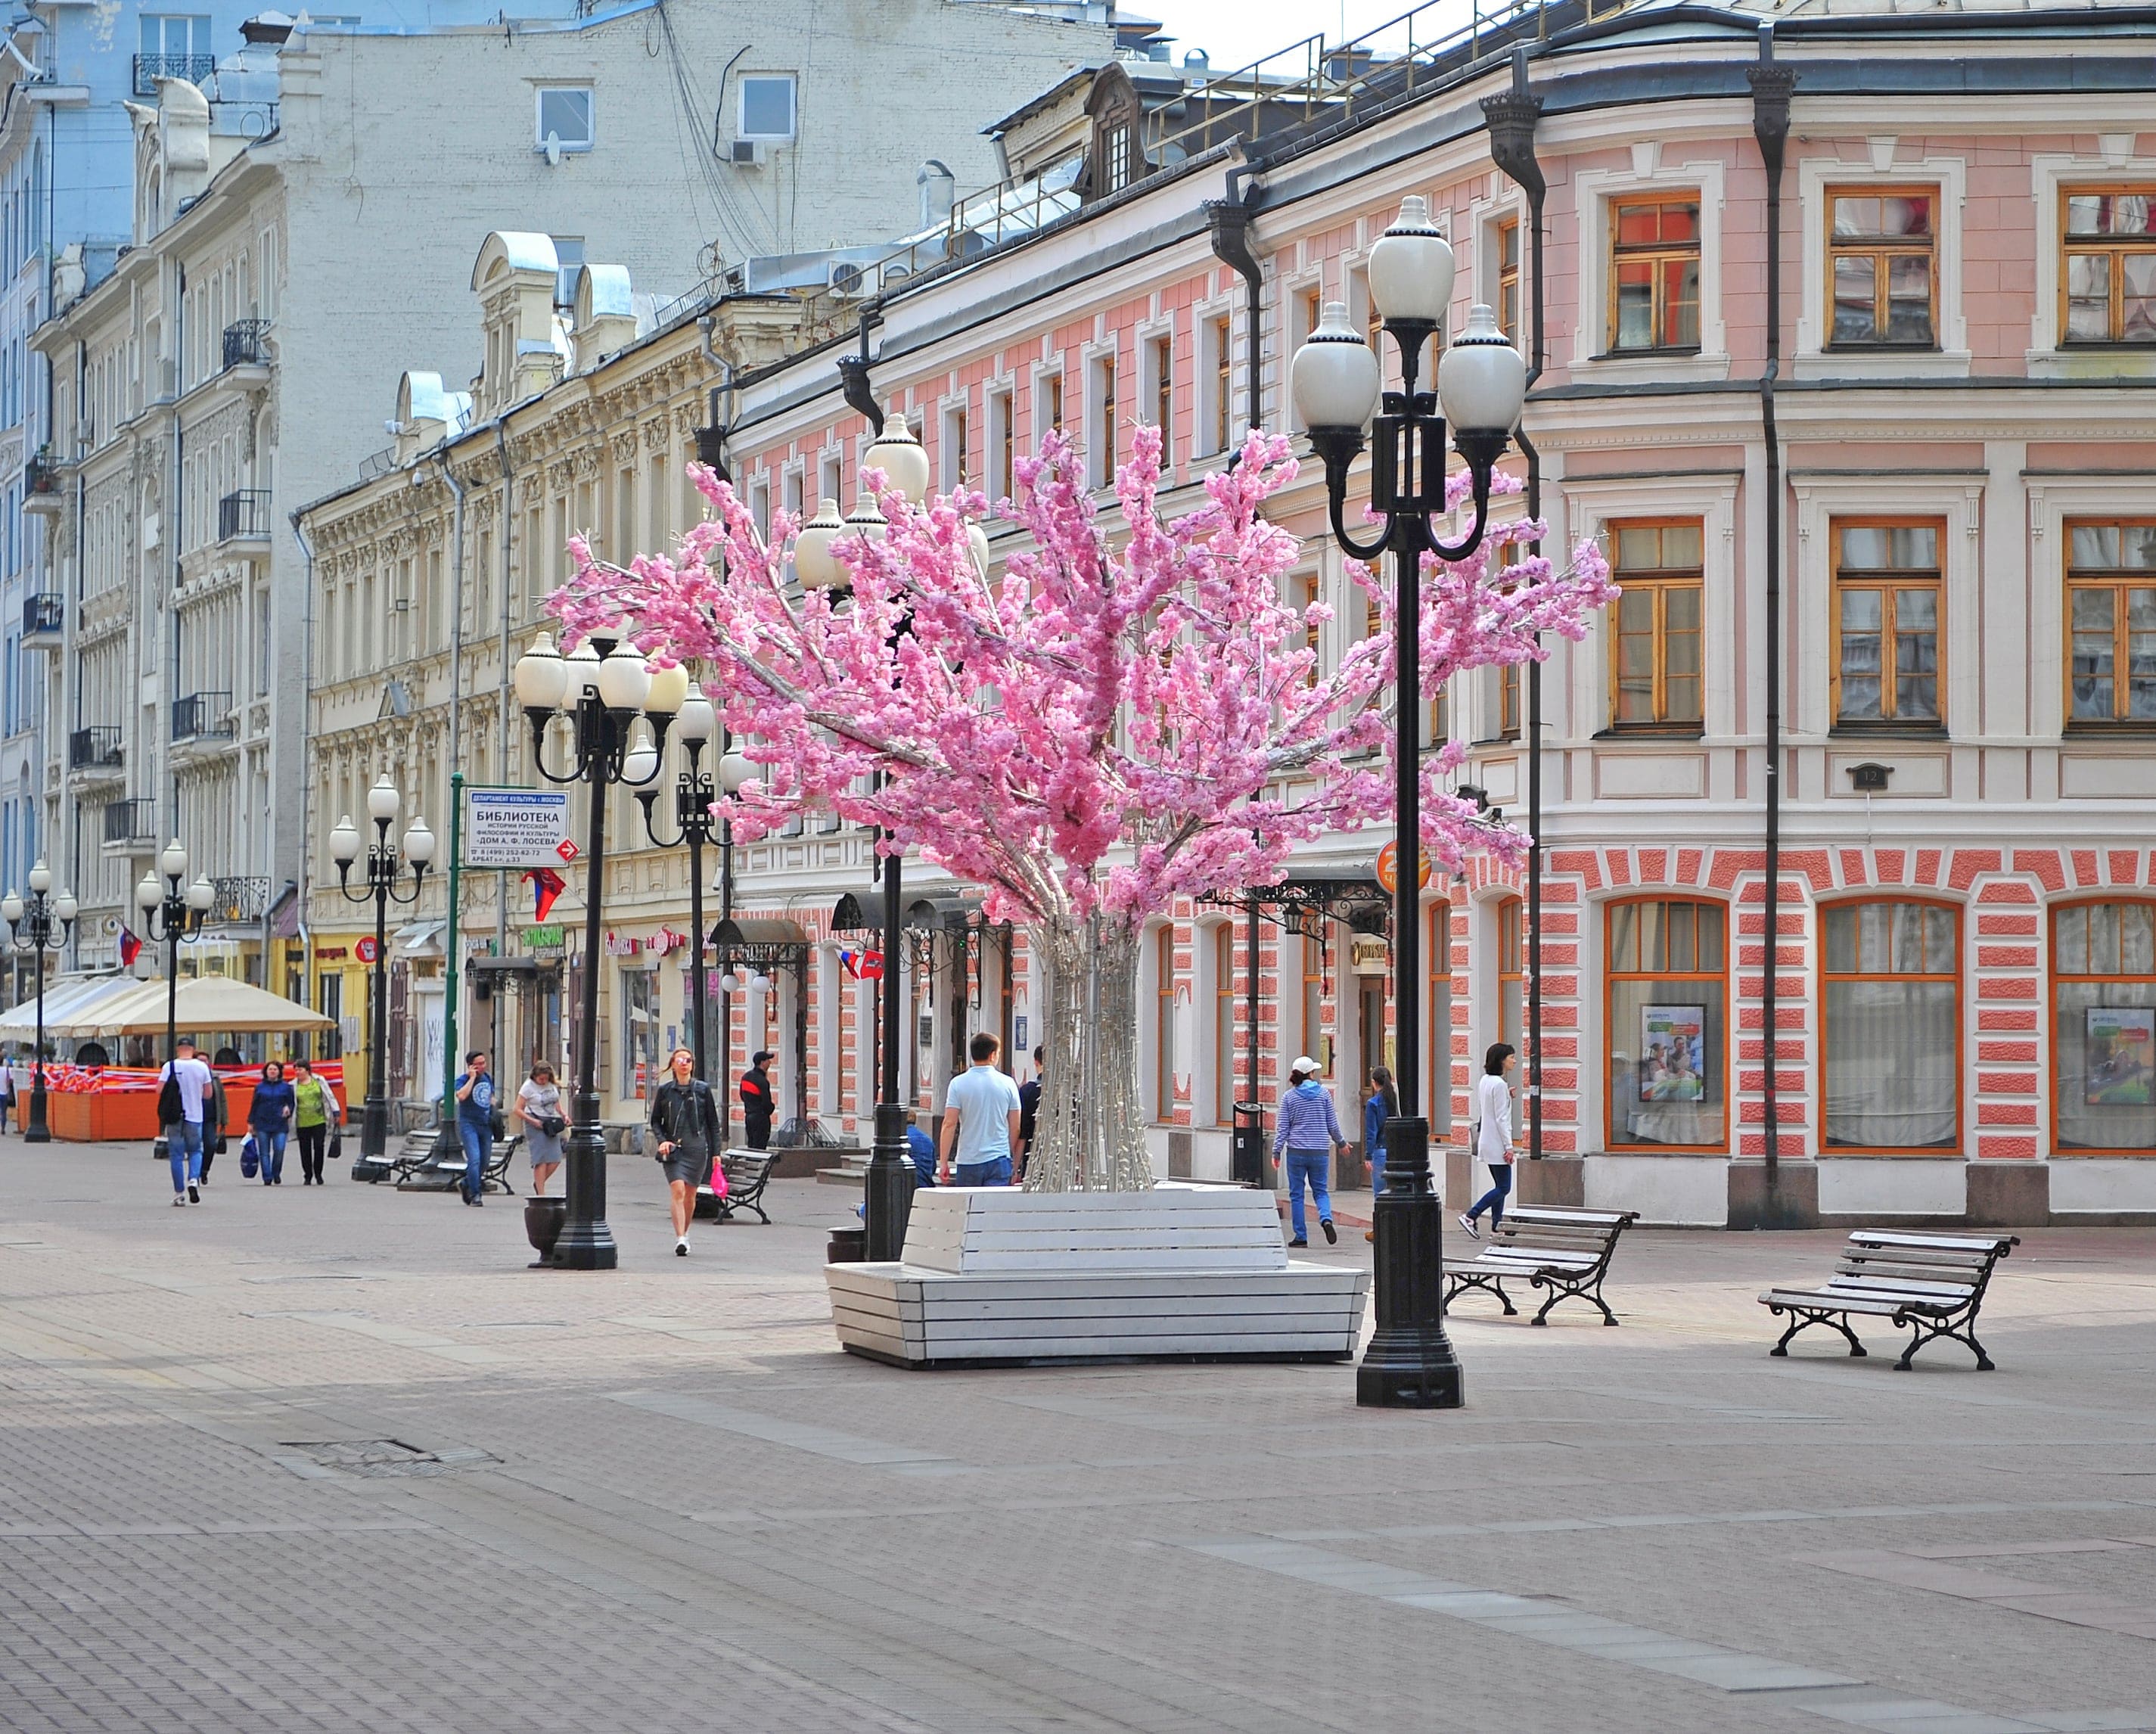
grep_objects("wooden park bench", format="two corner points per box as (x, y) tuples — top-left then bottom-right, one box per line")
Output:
(1442, 1205), (1639, 1326)
(1758, 1230), (2019, 1371)
(695, 1148), (779, 1224)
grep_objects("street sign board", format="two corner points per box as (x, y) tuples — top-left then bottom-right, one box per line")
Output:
(1374, 840), (1432, 896)
(461, 786), (574, 868)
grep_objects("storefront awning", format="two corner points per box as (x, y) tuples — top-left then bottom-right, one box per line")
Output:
(393, 921), (446, 958)
(1202, 875), (1392, 938)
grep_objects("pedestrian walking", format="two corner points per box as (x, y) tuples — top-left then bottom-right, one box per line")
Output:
(157, 1039), (215, 1204)
(739, 1050), (775, 1151)
(1014, 1045), (1044, 1180)
(938, 1032), (1021, 1186)
(1362, 1064), (1396, 1243)
(516, 1060), (567, 1196)
(291, 1060), (337, 1184)
(249, 1061), (296, 1185)
(1459, 1043), (1518, 1240)
(195, 1061), (231, 1185)
(0, 1052), (14, 1133)
(650, 1046), (720, 1255)
(453, 1050), (495, 1206)
(1273, 1055), (1347, 1247)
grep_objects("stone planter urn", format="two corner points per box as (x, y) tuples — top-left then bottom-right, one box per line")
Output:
(523, 1195), (568, 1267)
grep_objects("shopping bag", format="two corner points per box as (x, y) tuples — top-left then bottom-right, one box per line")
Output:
(240, 1134), (259, 1179)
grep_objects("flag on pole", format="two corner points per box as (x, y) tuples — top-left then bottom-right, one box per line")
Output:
(523, 867), (567, 921)
(117, 927), (143, 966)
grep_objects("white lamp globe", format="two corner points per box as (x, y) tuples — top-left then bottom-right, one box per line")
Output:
(1291, 302), (1381, 432)
(843, 496), (887, 548)
(675, 682), (716, 747)
(160, 838), (188, 882)
(26, 859), (51, 897)
(328, 816), (362, 865)
(1, 892), (22, 927)
(402, 818), (436, 866)
(749, 971), (771, 993)
(135, 872), (161, 912)
(717, 749), (755, 794)
(597, 640), (652, 711)
(793, 499), (846, 590)
(188, 876), (215, 913)
(564, 639), (603, 701)
(53, 891), (78, 924)
(1367, 195), (1455, 327)
(514, 632), (569, 710)
(621, 720), (660, 785)
(645, 659), (690, 716)
(965, 518), (991, 579)
(1437, 303), (1528, 437)
(367, 775), (399, 824)
(719, 971), (742, 993)
(863, 412), (931, 505)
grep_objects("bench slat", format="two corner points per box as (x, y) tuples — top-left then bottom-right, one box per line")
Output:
(1760, 1288), (1950, 1317)
(1839, 1246), (1996, 1273)
(1847, 1230), (2018, 1254)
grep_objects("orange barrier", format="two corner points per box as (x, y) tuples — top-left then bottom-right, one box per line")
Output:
(36, 1063), (346, 1144)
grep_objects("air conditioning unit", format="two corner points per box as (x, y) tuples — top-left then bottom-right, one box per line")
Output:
(729, 138), (762, 166)
(826, 260), (865, 297)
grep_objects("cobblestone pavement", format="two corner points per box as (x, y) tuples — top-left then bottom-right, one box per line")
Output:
(6, 1138), (2156, 1732)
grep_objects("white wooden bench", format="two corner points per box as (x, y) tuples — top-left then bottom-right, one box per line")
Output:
(1759, 1230), (2019, 1371)
(1441, 1205), (1638, 1326)
(825, 1186), (1368, 1368)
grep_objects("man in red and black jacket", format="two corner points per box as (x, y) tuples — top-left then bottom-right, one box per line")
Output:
(739, 1050), (775, 1151)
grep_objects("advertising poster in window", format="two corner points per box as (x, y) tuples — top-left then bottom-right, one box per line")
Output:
(2085, 1005), (2155, 1105)
(1639, 1005), (1707, 1103)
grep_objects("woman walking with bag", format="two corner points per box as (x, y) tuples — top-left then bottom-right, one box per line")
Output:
(650, 1046), (720, 1257)
(291, 1061), (337, 1184)
(517, 1060), (567, 1196)
(249, 1061), (296, 1185)
(1459, 1043), (1517, 1239)
(1362, 1065), (1396, 1244)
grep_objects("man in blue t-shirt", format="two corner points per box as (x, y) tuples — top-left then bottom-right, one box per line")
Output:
(938, 1032), (1022, 1186)
(454, 1051), (495, 1207)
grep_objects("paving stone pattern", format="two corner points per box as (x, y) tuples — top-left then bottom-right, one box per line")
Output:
(5, 1139), (2156, 1731)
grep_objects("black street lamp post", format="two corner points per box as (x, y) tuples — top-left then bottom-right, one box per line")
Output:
(513, 632), (683, 1269)
(328, 777), (435, 1167)
(1291, 196), (1526, 1409)
(3, 863), (76, 1141)
(134, 839), (214, 1100)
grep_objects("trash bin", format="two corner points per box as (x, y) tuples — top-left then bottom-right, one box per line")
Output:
(1231, 1100), (1267, 1189)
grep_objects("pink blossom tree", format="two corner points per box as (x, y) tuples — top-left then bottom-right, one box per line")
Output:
(549, 424), (1612, 1190)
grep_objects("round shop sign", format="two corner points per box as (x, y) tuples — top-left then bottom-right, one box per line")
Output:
(1375, 841), (1432, 896)
(355, 936), (380, 964)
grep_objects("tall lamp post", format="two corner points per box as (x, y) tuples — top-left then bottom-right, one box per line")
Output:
(328, 777), (436, 1165)
(3, 863), (76, 1141)
(633, 682), (723, 1080)
(513, 632), (684, 1269)
(1290, 196), (1526, 1409)
(135, 839), (215, 1093)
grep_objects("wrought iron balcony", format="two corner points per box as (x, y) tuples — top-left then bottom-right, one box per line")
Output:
(24, 450), (61, 496)
(217, 489), (271, 542)
(102, 798), (155, 844)
(222, 319), (271, 371)
(22, 595), (61, 642)
(68, 726), (122, 771)
(210, 875), (272, 921)
(172, 691), (235, 743)
(133, 53), (215, 97)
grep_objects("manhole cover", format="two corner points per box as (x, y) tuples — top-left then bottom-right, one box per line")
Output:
(278, 1439), (493, 1478)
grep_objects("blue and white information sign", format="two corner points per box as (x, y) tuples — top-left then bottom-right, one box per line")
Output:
(461, 786), (575, 868)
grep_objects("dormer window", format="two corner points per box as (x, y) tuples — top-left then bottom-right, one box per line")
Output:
(536, 86), (593, 154)
(1084, 64), (1143, 204)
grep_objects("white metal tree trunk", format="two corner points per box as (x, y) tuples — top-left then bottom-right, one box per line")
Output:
(1024, 913), (1154, 1192)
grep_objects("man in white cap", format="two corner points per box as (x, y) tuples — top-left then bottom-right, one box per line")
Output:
(1272, 1055), (1347, 1247)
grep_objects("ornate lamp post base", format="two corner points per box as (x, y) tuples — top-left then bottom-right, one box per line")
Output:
(549, 1121), (617, 1269)
(1356, 1117), (1464, 1409)
(863, 1099), (916, 1262)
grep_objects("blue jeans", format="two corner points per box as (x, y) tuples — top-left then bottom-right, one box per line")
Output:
(1468, 1162), (1512, 1227)
(1285, 1147), (1331, 1241)
(457, 1119), (492, 1198)
(167, 1120), (203, 1194)
(954, 1156), (1011, 1186)
(1370, 1147), (1386, 1197)
(255, 1129), (287, 1183)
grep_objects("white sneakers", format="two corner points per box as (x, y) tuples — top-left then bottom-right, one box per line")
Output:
(187, 1182), (200, 1204)
(1457, 1211), (1479, 1239)
(676, 1237), (689, 1257)
(172, 1195), (187, 1207)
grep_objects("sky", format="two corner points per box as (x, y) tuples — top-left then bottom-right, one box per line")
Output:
(1134, 0), (1461, 72)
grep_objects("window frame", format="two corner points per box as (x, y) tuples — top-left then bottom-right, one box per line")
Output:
(1428, 900), (1451, 1125)
(1091, 345), (1118, 489)
(1829, 516), (1947, 732)
(1207, 312), (1233, 456)
(1303, 930), (1328, 1077)
(736, 73), (797, 143)
(1213, 924), (1237, 1126)
(1823, 182), (1940, 351)
(1819, 896), (1963, 1155)
(1146, 331), (1172, 462)
(2058, 185), (2156, 347)
(1605, 196), (1702, 355)
(1496, 215), (1521, 342)
(1154, 923), (1176, 1119)
(1602, 895), (1729, 1153)
(2064, 517), (2156, 729)
(1605, 517), (1705, 735)
(533, 85), (595, 154)
(2051, 897), (2156, 1156)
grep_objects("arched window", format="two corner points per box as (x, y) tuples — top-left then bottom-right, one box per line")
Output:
(1605, 897), (1727, 1150)
(1153, 923), (1176, 1118)
(1822, 899), (1959, 1151)
(2054, 900), (2156, 1152)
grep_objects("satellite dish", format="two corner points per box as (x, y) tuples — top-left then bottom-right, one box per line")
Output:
(544, 131), (562, 168)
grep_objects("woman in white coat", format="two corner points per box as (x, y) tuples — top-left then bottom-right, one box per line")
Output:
(1459, 1043), (1517, 1239)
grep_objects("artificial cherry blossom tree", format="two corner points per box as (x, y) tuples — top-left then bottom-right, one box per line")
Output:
(548, 424), (1612, 1191)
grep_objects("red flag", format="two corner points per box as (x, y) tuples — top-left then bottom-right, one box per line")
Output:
(524, 868), (567, 921)
(858, 948), (884, 981)
(117, 927), (143, 966)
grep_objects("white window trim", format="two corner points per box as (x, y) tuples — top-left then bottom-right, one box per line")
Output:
(1796, 151), (1969, 380)
(2026, 477), (2156, 744)
(1133, 312), (1175, 468)
(815, 446), (843, 514)
(1192, 294), (1238, 464)
(982, 374), (1016, 501)
(1571, 154), (1729, 381)
(1789, 476), (1980, 742)
(1081, 337), (1118, 492)
(533, 84), (595, 154)
(2027, 148), (2156, 378)
(736, 73), (797, 143)
(1465, 185), (1519, 335)
(937, 388), (970, 495)
(1030, 356), (1064, 451)
(1280, 266), (1325, 432)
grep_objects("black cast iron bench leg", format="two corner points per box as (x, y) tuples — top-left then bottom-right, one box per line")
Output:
(1532, 1277), (1619, 1327)
(1771, 1306), (1867, 1358)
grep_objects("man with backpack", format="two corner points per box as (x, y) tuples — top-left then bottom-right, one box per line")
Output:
(158, 1039), (216, 1205)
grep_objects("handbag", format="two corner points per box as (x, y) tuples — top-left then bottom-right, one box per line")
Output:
(328, 1128), (343, 1164)
(540, 1114), (567, 1137)
(240, 1134), (259, 1179)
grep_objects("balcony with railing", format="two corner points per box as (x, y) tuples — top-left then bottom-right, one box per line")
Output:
(217, 489), (271, 544)
(23, 449), (64, 514)
(172, 691), (235, 744)
(102, 798), (157, 846)
(133, 53), (215, 98)
(68, 726), (122, 772)
(209, 876), (273, 923)
(222, 319), (271, 371)
(22, 595), (62, 646)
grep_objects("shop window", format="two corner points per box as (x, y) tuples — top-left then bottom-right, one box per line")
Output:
(1608, 199), (1699, 352)
(2054, 900), (2156, 1152)
(1213, 924), (1238, 1125)
(1822, 900), (1959, 1151)
(1608, 521), (1704, 730)
(1605, 898), (1726, 1150)
(1828, 188), (1936, 347)
(2066, 520), (2156, 726)
(620, 968), (657, 1101)
(2061, 188), (2156, 346)
(1833, 521), (1943, 726)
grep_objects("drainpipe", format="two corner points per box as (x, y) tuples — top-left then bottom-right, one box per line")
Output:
(1205, 166), (1264, 435)
(435, 451), (466, 1120)
(493, 422), (514, 1005)
(168, 263), (184, 841)
(1751, 30), (1795, 1182)
(288, 512), (317, 1033)
(837, 308), (885, 436)
(696, 316), (736, 482)
(1485, 48), (1546, 1161)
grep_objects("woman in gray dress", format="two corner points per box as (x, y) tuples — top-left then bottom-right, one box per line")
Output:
(516, 1061), (567, 1195)
(649, 1046), (721, 1257)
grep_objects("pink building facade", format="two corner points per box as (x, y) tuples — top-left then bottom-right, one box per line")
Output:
(714, 0), (2156, 1226)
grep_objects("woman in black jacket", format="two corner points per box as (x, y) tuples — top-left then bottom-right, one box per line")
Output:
(650, 1046), (721, 1257)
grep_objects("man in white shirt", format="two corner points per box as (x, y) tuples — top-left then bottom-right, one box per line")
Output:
(938, 1032), (1022, 1186)
(160, 1039), (215, 1205)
